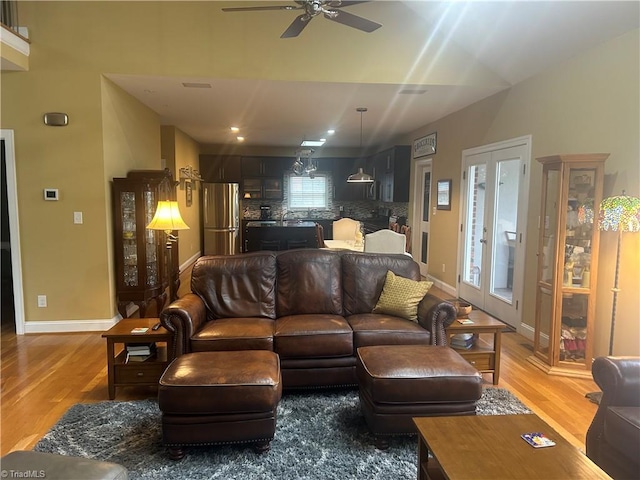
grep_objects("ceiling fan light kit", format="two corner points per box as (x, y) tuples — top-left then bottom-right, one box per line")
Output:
(222, 1), (382, 38)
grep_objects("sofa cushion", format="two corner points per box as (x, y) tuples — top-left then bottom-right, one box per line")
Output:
(604, 406), (640, 461)
(191, 318), (275, 352)
(347, 313), (431, 348)
(191, 252), (277, 319)
(276, 250), (343, 316)
(373, 270), (433, 321)
(275, 314), (353, 358)
(341, 253), (420, 316)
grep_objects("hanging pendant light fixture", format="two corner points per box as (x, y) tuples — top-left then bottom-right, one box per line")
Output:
(347, 107), (374, 183)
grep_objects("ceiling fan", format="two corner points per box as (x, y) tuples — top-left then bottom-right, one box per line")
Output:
(222, 1), (382, 38)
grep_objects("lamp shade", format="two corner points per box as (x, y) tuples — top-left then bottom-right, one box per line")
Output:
(146, 201), (190, 232)
(598, 193), (640, 232)
(347, 167), (374, 183)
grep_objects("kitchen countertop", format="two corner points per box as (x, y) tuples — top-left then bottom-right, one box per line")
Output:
(246, 221), (316, 228)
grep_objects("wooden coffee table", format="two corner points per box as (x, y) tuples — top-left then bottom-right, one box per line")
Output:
(414, 414), (610, 479)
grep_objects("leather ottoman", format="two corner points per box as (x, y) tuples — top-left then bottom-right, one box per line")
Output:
(356, 345), (482, 449)
(158, 350), (282, 460)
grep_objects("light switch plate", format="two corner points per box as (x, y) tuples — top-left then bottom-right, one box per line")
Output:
(73, 212), (83, 224)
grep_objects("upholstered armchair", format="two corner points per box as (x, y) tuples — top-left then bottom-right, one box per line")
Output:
(586, 356), (640, 479)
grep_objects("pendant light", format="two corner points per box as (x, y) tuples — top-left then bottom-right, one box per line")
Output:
(347, 107), (374, 183)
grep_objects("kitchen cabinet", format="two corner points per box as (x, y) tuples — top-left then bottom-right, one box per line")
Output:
(112, 169), (176, 318)
(199, 155), (242, 183)
(529, 153), (607, 378)
(333, 157), (367, 201)
(242, 177), (283, 200)
(374, 146), (411, 203)
(241, 156), (291, 177)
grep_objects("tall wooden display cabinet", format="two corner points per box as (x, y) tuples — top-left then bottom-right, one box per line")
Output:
(112, 169), (177, 318)
(528, 154), (608, 377)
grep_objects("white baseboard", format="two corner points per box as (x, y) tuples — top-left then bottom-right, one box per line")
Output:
(519, 322), (535, 341)
(427, 275), (457, 298)
(180, 251), (201, 273)
(23, 316), (121, 334)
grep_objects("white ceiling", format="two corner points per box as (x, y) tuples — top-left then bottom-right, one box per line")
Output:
(107, 1), (639, 150)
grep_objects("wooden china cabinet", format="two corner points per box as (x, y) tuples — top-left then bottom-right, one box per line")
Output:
(528, 153), (608, 377)
(112, 169), (177, 318)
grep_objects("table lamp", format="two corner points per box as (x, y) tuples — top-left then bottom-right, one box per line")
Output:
(146, 200), (190, 302)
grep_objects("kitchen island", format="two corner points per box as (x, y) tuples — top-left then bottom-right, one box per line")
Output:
(244, 220), (318, 252)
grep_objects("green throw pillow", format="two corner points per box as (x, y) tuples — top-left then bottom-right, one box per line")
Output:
(373, 270), (433, 322)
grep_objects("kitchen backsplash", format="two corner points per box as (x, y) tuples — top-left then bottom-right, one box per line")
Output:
(242, 171), (408, 222)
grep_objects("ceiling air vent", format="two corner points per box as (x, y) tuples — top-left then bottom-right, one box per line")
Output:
(181, 82), (212, 89)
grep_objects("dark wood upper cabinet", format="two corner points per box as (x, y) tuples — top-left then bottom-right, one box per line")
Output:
(375, 146), (411, 203)
(241, 156), (292, 177)
(332, 157), (367, 201)
(199, 155), (242, 183)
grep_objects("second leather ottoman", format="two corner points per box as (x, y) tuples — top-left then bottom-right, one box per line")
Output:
(356, 345), (482, 449)
(158, 350), (282, 460)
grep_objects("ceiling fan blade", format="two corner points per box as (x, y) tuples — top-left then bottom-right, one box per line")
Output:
(325, 9), (381, 32)
(222, 5), (299, 12)
(281, 14), (311, 38)
(326, 1), (370, 7)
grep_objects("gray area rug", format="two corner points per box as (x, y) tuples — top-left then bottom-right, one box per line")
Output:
(35, 387), (530, 480)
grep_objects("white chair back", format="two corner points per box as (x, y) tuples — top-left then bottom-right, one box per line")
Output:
(364, 229), (407, 254)
(332, 218), (360, 241)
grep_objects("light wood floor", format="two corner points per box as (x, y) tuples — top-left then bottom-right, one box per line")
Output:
(0, 281), (600, 457)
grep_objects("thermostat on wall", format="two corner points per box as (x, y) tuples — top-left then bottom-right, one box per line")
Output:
(44, 188), (59, 201)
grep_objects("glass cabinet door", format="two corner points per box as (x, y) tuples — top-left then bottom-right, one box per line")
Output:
(121, 191), (138, 287)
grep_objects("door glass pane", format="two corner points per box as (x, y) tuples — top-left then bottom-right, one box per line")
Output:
(490, 158), (520, 303)
(144, 191), (158, 286)
(566, 168), (596, 288)
(422, 171), (431, 222)
(463, 164), (486, 287)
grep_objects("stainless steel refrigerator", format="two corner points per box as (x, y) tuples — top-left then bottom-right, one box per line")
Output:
(203, 183), (240, 255)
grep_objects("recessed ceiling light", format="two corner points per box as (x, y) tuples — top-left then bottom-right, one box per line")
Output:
(327, 129), (335, 135)
(236, 136), (245, 142)
(230, 126), (240, 133)
(301, 140), (325, 147)
(181, 82), (212, 88)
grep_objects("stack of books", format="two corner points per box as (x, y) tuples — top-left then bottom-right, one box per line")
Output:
(125, 342), (156, 362)
(450, 333), (474, 350)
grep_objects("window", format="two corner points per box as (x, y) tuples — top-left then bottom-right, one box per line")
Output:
(287, 173), (328, 209)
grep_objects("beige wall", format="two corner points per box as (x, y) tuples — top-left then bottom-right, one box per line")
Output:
(405, 29), (640, 356)
(160, 126), (202, 265)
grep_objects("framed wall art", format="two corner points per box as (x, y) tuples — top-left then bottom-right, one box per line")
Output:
(436, 179), (451, 210)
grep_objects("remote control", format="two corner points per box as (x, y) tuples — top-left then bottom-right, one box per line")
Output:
(152, 322), (161, 331)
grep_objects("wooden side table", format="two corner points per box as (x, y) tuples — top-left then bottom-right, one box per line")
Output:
(102, 318), (174, 399)
(445, 309), (505, 385)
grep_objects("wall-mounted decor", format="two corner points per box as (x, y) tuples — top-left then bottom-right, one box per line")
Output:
(413, 132), (437, 158)
(437, 179), (451, 210)
(185, 180), (193, 207)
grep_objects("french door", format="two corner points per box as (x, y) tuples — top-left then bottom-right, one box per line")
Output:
(413, 160), (432, 277)
(458, 137), (531, 329)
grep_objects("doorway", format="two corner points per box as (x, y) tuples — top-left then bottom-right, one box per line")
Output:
(457, 136), (531, 330)
(412, 159), (432, 277)
(1, 130), (25, 334)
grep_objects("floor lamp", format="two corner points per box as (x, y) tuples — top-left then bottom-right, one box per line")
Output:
(146, 200), (190, 303)
(586, 191), (640, 404)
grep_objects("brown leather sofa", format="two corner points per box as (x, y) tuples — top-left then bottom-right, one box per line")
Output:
(160, 249), (456, 389)
(586, 356), (640, 479)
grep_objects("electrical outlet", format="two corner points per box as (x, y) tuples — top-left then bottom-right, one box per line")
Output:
(442, 263), (446, 273)
(74, 211), (83, 224)
(37, 295), (47, 307)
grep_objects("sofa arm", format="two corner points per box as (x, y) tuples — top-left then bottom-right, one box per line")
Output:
(592, 356), (640, 407)
(160, 293), (208, 358)
(417, 293), (457, 346)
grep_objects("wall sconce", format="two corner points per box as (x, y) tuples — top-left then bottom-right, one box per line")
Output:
(179, 165), (204, 190)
